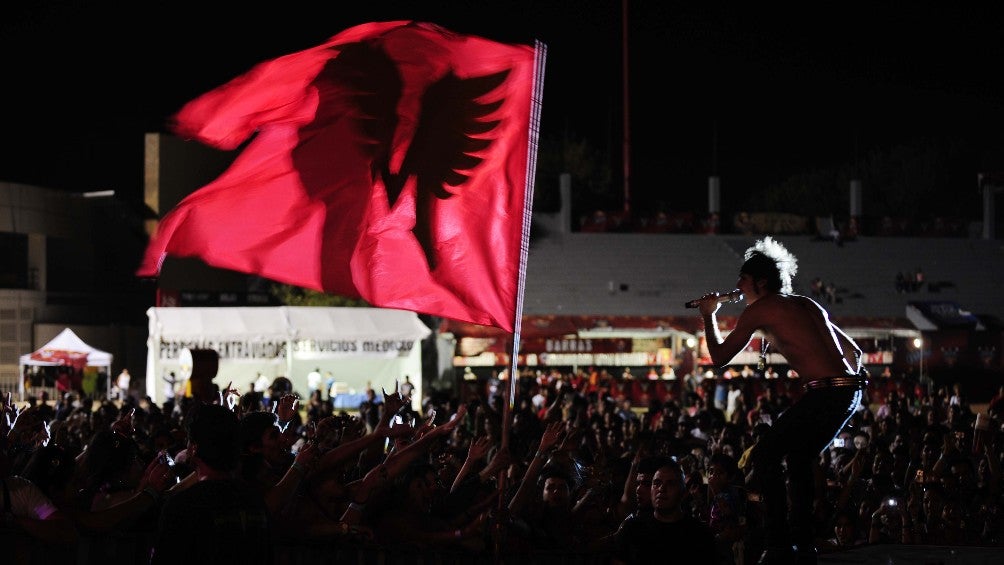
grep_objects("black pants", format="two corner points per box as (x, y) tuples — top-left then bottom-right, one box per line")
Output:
(750, 384), (862, 551)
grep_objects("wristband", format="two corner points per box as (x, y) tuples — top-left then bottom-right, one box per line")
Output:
(277, 420), (291, 433)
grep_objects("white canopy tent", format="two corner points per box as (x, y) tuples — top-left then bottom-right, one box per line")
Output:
(18, 328), (113, 399)
(146, 306), (432, 407)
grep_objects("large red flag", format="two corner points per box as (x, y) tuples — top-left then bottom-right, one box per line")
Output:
(138, 21), (545, 332)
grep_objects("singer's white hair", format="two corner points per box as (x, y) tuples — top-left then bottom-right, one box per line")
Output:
(742, 236), (798, 294)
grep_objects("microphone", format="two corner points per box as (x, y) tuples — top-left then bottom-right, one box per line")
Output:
(684, 289), (744, 309)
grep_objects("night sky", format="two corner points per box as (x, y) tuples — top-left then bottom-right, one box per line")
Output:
(3, 2), (1004, 216)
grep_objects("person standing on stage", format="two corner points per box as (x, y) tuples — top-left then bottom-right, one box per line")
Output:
(692, 236), (866, 565)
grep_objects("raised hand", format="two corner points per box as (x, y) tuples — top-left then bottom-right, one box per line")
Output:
(482, 447), (510, 477)
(631, 443), (647, 467)
(111, 407), (136, 436)
(539, 420), (566, 454)
(382, 381), (399, 403)
(384, 379), (413, 406)
(872, 496), (900, 521)
(557, 423), (584, 452)
(382, 419), (419, 441)
(219, 381), (241, 411)
(381, 385), (405, 415)
(141, 449), (179, 493)
(343, 415), (366, 440)
(304, 420), (318, 442)
(437, 403), (468, 436)
(33, 420), (52, 448)
(415, 409), (437, 438)
(2, 392), (23, 433)
(543, 391), (564, 422)
(275, 393), (299, 424)
(467, 435), (492, 462)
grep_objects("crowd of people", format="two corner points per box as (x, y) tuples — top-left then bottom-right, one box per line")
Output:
(1, 364), (1001, 564)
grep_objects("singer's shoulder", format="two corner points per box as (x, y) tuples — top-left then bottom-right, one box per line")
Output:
(742, 294), (814, 327)
(779, 293), (830, 313)
(789, 293), (824, 305)
(745, 292), (793, 311)
(772, 293), (817, 304)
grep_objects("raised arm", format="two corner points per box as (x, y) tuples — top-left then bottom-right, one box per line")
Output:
(700, 297), (757, 368)
(263, 441), (318, 515)
(614, 448), (644, 520)
(342, 404), (469, 510)
(451, 435), (491, 492)
(509, 420), (565, 515)
(5, 478), (78, 544)
(274, 393), (300, 431)
(313, 415), (399, 475)
(70, 452), (176, 534)
(383, 405), (468, 476)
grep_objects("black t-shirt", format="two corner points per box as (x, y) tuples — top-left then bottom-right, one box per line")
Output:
(151, 479), (271, 565)
(616, 513), (717, 564)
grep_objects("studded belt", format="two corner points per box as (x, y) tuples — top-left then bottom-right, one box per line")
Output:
(804, 376), (869, 391)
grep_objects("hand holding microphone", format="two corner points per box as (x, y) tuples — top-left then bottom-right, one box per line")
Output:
(684, 289), (744, 309)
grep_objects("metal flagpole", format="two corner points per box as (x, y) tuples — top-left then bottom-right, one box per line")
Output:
(493, 38), (546, 565)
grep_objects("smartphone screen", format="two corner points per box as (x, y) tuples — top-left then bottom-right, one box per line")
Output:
(161, 452), (180, 483)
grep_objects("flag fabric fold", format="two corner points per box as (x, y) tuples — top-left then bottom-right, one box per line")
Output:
(138, 21), (544, 332)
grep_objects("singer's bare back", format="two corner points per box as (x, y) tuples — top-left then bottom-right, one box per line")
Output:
(701, 292), (861, 383)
